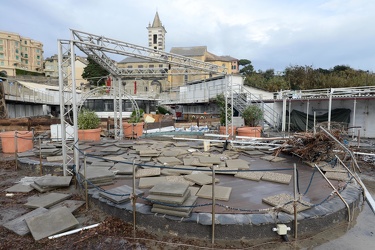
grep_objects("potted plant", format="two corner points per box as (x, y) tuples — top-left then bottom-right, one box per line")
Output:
(215, 93), (236, 136)
(77, 108), (101, 141)
(123, 109), (144, 138)
(237, 105), (263, 137)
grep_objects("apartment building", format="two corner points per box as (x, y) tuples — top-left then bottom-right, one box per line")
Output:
(0, 31), (44, 76)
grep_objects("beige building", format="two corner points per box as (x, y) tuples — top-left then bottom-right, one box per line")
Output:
(0, 31), (44, 76)
(45, 54), (89, 88)
(118, 12), (239, 94)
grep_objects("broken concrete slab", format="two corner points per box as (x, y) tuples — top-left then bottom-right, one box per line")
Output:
(242, 150), (265, 156)
(198, 156), (222, 165)
(325, 172), (350, 181)
(235, 171), (264, 181)
(30, 183), (56, 193)
(85, 156), (104, 164)
(196, 185), (232, 201)
(225, 159), (250, 170)
(214, 166), (238, 175)
(3, 207), (48, 236)
(261, 172), (292, 184)
(79, 167), (115, 183)
(189, 186), (200, 196)
(149, 182), (189, 197)
(25, 193), (72, 208)
(26, 207), (79, 241)
(138, 176), (167, 189)
(138, 149), (160, 157)
(190, 158), (213, 167)
(89, 161), (115, 167)
(100, 185), (144, 204)
(111, 163), (135, 175)
(5, 183), (34, 193)
(262, 193), (312, 214)
(153, 195), (198, 212)
(102, 146), (121, 153)
(135, 168), (161, 178)
(34, 176), (72, 187)
(17, 151), (36, 158)
(49, 200), (85, 213)
(167, 165), (196, 175)
(260, 155), (286, 162)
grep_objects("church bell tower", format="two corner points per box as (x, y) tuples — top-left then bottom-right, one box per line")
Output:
(147, 12), (167, 51)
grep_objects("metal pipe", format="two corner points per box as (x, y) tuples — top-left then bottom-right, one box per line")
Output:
(314, 164), (351, 221)
(211, 166), (216, 246)
(328, 90), (332, 130)
(39, 137), (43, 176)
(14, 131), (18, 171)
(306, 100), (309, 132)
(132, 159), (137, 239)
(313, 111), (316, 135)
(48, 223), (101, 239)
(293, 163), (298, 239)
(84, 152), (88, 211)
(352, 98), (356, 139)
(335, 155), (365, 201)
(319, 126), (361, 173)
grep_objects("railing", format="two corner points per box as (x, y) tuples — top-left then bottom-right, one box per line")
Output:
(3, 81), (58, 105)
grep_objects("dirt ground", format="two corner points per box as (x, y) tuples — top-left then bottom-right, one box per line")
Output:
(1, 156), (374, 250)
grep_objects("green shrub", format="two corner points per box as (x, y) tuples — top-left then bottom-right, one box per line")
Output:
(129, 109), (144, 123)
(77, 109), (100, 129)
(156, 106), (169, 115)
(242, 105), (263, 127)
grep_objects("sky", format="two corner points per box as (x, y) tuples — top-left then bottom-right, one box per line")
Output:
(1, 0), (374, 72)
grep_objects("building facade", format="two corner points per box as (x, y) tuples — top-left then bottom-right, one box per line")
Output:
(0, 31), (44, 76)
(118, 12), (239, 95)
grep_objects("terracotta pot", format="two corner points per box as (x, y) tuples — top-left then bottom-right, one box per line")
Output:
(123, 122), (144, 138)
(237, 126), (262, 137)
(78, 128), (101, 141)
(219, 126), (237, 137)
(0, 131), (33, 153)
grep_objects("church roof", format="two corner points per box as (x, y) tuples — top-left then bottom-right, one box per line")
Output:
(152, 11), (162, 28)
(118, 57), (149, 64)
(205, 52), (237, 62)
(170, 46), (207, 56)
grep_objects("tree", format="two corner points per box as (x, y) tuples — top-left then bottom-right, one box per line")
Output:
(239, 59), (254, 76)
(81, 57), (109, 86)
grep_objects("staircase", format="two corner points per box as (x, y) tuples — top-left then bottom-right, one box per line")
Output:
(229, 86), (280, 131)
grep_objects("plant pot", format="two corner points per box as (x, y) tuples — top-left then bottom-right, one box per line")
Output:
(78, 128), (101, 141)
(219, 126), (237, 137)
(123, 122), (144, 138)
(237, 126), (262, 137)
(0, 131), (33, 153)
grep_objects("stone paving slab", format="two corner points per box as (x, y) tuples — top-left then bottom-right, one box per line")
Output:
(235, 171), (264, 181)
(5, 183), (34, 193)
(196, 185), (232, 201)
(25, 193), (72, 208)
(325, 171), (350, 181)
(190, 158), (213, 167)
(153, 195), (197, 212)
(115, 142), (134, 148)
(103, 156), (125, 162)
(49, 200), (86, 213)
(86, 157), (104, 163)
(157, 156), (182, 165)
(17, 151), (36, 158)
(184, 173), (219, 186)
(140, 156), (152, 162)
(151, 207), (192, 217)
(262, 193), (312, 214)
(173, 142), (190, 147)
(138, 176), (167, 189)
(100, 185), (144, 204)
(102, 146), (121, 153)
(160, 150), (183, 157)
(78, 145), (92, 150)
(90, 161), (115, 167)
(167, 165), (196, 175)
(26, 207), (79, 241)
(46, 155), (64, 162)
(165, 176), (195, 186)
(111, 163), (135, 175)
(150, 182), (189, 197)
(138, 149), (160, 157)
(260, 155), (286, 162)
(198, 156), (222, 164)
(225, 159), (250, 170)
(214, 167), (238, 175)
(261, 172), (292, 184)
(3, 207), (48, 236)
(189, 186), (200, 196)
(135, 168), (161, 178)
(320, 165), (347, 173)
(34, 176), (72, 187)
(146, 189), (190, 205)
(30, 183), (56, 193)
(242, 150), (265, 156)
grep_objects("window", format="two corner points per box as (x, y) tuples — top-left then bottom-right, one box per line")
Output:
(15, 41), (19, 46)
(0, 54), (4, 59)
(0, 40), (3, 44)
(153, 34), (157, 44)
(138, 65), (143, 68)
(16, 49), (19, 53)
(231, 65), (237, 70)
(159, 64), (163, 68)
(16, 55), (19, 60)
(36, 49), (40, 53)
(149, 65), (154, 68)
(25, 54), (28, 58)
(37, 55), (40, 59)
(127, 65), (133, 68)
(0, 47), (3, 51)
(37, 61), (40, 65)
(24, 41), (27, 45)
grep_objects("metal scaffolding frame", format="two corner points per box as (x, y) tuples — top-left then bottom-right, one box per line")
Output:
(58, 29), (226, 175)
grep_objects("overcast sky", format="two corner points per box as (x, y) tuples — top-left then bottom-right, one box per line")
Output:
(2, 0), (374, 72)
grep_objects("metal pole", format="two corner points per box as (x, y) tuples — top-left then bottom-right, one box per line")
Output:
(314, 164), (351, 221)
(132, 159), (137, 239)
(211, 166), (216, 246)
(328, 90), (332, 131)
(313, 111), (316, 135)
(14, 131), (18, 171)
(282, 94), (287, 132)
(293, 163), (298, 239)
(39, 137), (43, 176)
(84, 152), (88, 211)
(352, 98), (356, 139)
(305, 100), (309, 132)
(225, 78), (228, 136)
(288, 99), (291, 134)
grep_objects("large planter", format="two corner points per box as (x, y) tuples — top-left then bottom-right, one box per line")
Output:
(123, 122), (144, 138)
(78, 128), (101, 141)
(219, 126), (237, 137)
(0, 131), (33, 153)
(237, 126), (262, 137)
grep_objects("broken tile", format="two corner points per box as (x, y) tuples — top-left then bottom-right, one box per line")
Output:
(34, 176), (72, 187)
(235, 171), (264, 181)
(262, 193), (311, 214)
(135, 168), (161, 178)
(196, 185), (232, 201)
(225, 159), (250, 170)
(261, 172), (292, 184)
(49, 200), (85, 213)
